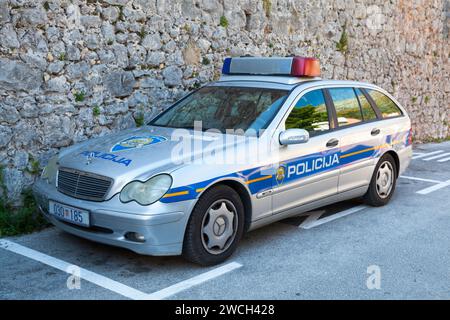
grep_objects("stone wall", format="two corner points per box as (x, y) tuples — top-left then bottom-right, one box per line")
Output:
(0, 0), (449, 203)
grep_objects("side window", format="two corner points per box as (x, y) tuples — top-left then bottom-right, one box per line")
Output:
(285, 89), (330, 135)
(355, 88), (377, 121)
(366, 89), (402, 118)
(329, 88), (363, 127)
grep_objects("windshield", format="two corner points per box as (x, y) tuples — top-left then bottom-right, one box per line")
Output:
(150, 86), (289, 135)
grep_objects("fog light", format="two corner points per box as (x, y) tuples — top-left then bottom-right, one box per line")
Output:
(125, 232), (146, 243)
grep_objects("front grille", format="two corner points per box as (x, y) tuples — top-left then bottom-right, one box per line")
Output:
(57, 168), (113, 202)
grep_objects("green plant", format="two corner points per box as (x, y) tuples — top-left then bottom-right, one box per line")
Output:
(391, 80), (395, 89)
(263, 0), (271, 17)
(0, 189), (50, 237)
(336, 25), (348, 54)
(107, 38), (114, 45)
(74, 91), (85, 102)
(268, 42), (274, 49)
(118, 6), (124, 21)
(424, 96), (430, 104)
(58, 52), (66, 61)
(92, 105), (101, 117)
(138, 26), (146, 40)
(202, 57), (210, 65)
(43, 1), (50, 11)
(26, 155), (40, 175)
(183, 24), (191, 32)
(134, 113), (145, 127)
(411, 96), (417, 103)
(0, 165), (5, 198)
(219, 16), (229, 28)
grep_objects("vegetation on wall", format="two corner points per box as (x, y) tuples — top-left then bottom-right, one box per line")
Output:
(219, 16), (229, 28)
(263, 0), (272, 17)
(336, 24), (349, 54)
(0, 167), (49, 237)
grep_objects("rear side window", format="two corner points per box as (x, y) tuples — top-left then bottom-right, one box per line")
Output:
(355, 88), (377, 121)
(328, 88), (362, 127)
(285, 89), (330, 134)
(366, 89), (402, 118)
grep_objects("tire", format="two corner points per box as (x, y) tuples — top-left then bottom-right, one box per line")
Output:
(363, 153), (397, 207)
(182, 185), (245, 266)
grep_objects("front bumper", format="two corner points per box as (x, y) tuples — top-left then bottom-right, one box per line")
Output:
(33, 178), (196, 256)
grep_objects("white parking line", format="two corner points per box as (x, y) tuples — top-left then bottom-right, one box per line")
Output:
(400, 175), (442, 184)
(146, 262), (242, 300)
(437, 157), (450, 163)
(300, 205), (367, 229)
(417, 180), (450, 195)
(0, 239), (242, 300)
(412, 150), (443, 159)
(0, 239), (149, 300)
(423, 153), (450, 161)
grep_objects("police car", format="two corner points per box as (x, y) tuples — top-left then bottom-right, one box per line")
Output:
(33, 57), (412, 265)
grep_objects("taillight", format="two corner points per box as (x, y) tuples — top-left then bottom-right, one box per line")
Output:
(407, 128), (413, 146)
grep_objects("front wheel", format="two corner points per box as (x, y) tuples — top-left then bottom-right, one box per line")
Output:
(363, 153), (397, 207)
(182, 185), (245, 266)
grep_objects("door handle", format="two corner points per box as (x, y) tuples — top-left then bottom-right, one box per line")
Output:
(371, 128), (381, 136)
(326, 138), (339, 148)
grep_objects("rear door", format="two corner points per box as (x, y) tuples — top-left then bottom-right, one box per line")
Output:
(327, 87), (384, 193)
(271, 88), (341, 215)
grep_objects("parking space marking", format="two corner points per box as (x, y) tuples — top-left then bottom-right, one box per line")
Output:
(0, 239), (243, 300)
(412, 150), (443, 160)
(416, 180), (450, 195)
(0, 239), (149, 300)
(400, 175), (442, 184)
(437, 157), (450, 163)
(423, 153), (450, 161)
(299, 205), (367, 229)
(146, 262), (242, 300)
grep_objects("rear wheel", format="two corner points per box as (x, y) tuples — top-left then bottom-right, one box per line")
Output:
(363, 153), (397, 207)
(182, 185), (245, 266)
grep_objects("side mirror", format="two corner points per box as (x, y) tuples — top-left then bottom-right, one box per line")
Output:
(279, 129), (310, 145)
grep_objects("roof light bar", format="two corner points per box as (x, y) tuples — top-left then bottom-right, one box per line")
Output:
(222, 56), (321, 77)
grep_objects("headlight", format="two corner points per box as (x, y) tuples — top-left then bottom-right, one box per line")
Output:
(41, 156), (58, 185)
(120, 174), (172, 205)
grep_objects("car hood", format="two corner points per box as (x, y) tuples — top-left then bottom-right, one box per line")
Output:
(58, 126), (250, 191)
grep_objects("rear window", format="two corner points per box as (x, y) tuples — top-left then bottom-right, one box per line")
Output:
(366, 89), (402, 118)
(355, 88), (377, 121)
(328, 88), (363, 127)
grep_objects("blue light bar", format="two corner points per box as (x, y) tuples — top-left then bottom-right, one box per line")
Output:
(221, 57), (321, 77)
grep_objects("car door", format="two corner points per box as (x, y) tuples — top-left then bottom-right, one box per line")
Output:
(271, 88), (341, 215)
(327, 87), (384, 193)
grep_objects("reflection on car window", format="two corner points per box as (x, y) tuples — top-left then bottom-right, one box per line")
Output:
(329, 88), (363, 127)
(150, 86), (289, 135)
(285, 90), (329, 134)
(355, 88), (377, 121)
(366, 89), (402, 118)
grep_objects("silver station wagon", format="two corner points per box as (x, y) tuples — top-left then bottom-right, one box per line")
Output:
(33, 57), (412, 265)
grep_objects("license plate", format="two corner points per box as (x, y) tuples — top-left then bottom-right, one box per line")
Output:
(49, 201), (90, 227)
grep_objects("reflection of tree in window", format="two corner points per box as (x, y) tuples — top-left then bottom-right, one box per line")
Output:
(355, 89), (377, 121)
(286, 105), (328, 131)
(285, 90), (329, 133)
(329, 88), (363, 126)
